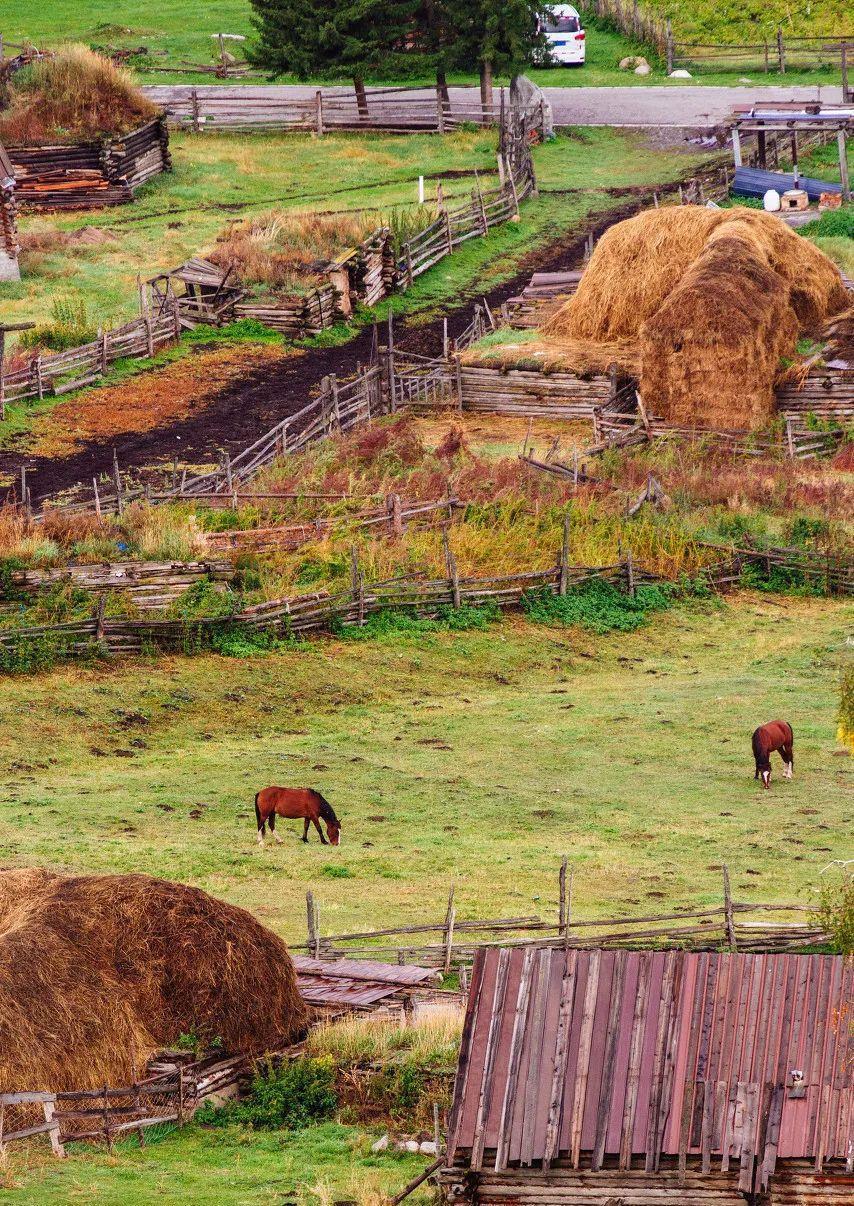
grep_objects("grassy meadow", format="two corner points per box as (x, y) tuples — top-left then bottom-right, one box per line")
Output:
(0, 595), (849, 944)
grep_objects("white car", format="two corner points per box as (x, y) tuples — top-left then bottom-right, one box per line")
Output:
(541, 5), (586, 66)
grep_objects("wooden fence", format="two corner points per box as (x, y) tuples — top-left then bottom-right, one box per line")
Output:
(5, 559), (233, 611)
(0, 1051), (250, 1156)
(0, 309), (179, 415)
(142, 84), (534, 134)
(295, 863), (832, 969)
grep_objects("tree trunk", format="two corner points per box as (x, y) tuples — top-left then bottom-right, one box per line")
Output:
(436, 69), (451, 111)
(353, 76), (369, 119)
(479, 60), (494, 122)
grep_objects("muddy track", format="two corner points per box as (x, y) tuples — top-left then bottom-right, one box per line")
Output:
(9, 198), (646, 505)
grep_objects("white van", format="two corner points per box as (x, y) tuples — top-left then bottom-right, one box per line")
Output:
(541, 5), (586, 66)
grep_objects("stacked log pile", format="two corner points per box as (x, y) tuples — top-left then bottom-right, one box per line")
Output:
(8, 117), (170, 210)
(6, 560), (233, 612)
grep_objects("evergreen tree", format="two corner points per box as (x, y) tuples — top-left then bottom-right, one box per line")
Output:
(441, 0), (548, 114)
(248, 0), (421, 114)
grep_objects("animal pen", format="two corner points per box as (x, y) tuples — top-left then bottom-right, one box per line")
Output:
(442, 947), (852, 1204)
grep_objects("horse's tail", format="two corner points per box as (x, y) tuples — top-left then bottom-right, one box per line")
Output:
(315, 792), (339, 826)
(254, 791), (264, 834)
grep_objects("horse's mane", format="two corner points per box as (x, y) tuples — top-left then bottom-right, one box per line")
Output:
(316, 794), (339, 825)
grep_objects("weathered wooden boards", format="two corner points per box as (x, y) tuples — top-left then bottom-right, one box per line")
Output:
(8, 118), (170, 211)
(6, 560), (233, 612)
(458, 367), (609, 418)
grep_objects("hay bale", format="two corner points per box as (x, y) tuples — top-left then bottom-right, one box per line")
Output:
(0, 870), (307, 1092)
(541, 206), (848, 430)
(544, 206), (848, 342)
(641, 236), (799, 429)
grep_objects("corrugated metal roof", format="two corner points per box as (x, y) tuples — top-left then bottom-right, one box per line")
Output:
(447, 949), (852, 1192)
(294, 955), (438, 1008)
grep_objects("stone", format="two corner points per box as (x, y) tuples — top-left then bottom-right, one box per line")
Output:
(371, 1135), (389, 1153)
(634, 62), (652, 76)
(419, 1141), (438, 1155)
(668, 69), (692, 79)
(405, 1140), (420, 1153)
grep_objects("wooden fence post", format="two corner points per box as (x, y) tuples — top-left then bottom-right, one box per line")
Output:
(94, 593), (107, 643)
(306, 890), (320, 957)
(442, 526), (461, 608)
(191, 87), (201, 132)
(99, 328), (108, 375)
(665, 19), (674, 74)
(473, 171), (489, 234)
(722, 864), (737, 951)
(776, 28), (786, 73)
(315, 90), (324, 136)
(559, 510), (571, 595)
(442, 884), (456, 974)
(454, 353), (463, 413)
(436, 87), (445, 134)
(558, 856), (568, 932)
(625, 549), (635, 597)
(837, 128), (851, 202)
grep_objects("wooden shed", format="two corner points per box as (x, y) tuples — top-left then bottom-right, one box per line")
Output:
(442, 949), (852, 1204)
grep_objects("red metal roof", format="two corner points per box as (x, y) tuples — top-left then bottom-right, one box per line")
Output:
(447, 949), (852, 1192)
(293, 954), (438, 1008)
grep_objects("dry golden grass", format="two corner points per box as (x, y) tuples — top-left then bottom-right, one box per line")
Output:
(305, 1005), (464, 1067)
(208, 210), (384, 290)
(462, 332), (638, 376)
(0, 45), (157, 144)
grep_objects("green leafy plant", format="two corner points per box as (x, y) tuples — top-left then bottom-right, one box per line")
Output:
(18, 296), (100, 353)
(196, 1057), (337, 1130)
(522, 578), (671, 634)
(812, 868), (854, 955)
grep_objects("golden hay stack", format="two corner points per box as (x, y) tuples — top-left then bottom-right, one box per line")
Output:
(541, 205), (848, 430)
(544, 206), (848, 343)
(0, 870), (308, 1092)
(641, 235), (800, 428)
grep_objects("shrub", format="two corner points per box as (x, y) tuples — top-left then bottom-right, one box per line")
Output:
(18, 297), (99, 354)
(522, 578), (672, 633)
(813, 868), (854, 955)
(170, 579), (238, 620)
(838, 666), (854, 754)
(196, 1057), (337, 1130)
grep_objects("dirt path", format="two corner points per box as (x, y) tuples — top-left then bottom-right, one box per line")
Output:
(7, 200), (642, 505)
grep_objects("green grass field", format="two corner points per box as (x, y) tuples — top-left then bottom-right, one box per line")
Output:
(0, 595), (849, 944)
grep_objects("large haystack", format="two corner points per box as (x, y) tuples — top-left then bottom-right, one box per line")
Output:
(0, 45), (156, 145)
(641, 236), (799, 428)
(0, 870), (307, 1092)
(542, 206), (848, 430)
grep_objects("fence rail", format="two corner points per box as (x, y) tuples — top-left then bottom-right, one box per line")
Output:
(294, 863), (832, 968)
(142, 84), (534, 135)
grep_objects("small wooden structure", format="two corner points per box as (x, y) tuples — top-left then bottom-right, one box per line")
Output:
(443, 948), (852, 1204)
(730, 104), (853, 204)
(7, 117), (171, 210)
(0, 141), (19, 281)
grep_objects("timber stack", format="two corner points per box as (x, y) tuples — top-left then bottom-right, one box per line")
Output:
(8, 116), (171, 210)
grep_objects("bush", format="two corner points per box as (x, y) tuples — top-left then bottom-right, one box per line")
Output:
(18, 297), (99, 354)
(813, 869), (854, 955)
(196, 1057), (337, 1130)
(838, 666), (854, 753)
(333, 603), (500, 641)
(522, 578), (672, 633)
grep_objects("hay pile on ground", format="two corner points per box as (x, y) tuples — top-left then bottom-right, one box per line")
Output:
(0, 45), (157, 144)
(542, 206), (848, 429)
(0, 869), (308, 1091)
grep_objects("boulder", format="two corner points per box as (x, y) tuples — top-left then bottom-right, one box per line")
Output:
(371, 1135), (389, 1153)
(634, 62), (652, 76)
(668, 69), (692, 79)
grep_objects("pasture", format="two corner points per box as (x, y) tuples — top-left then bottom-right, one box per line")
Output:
(0, 594), (848, 944)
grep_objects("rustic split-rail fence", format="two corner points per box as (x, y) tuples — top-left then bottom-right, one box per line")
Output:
(296, 863), (832, 971)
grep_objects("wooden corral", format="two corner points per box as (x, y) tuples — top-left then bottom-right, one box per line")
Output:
(7, 117), (171, 210)
(442, 948), (852, 1204)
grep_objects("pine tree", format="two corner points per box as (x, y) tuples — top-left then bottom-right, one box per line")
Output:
(249, 0), (421, 115)
(440, 0), (548, 115)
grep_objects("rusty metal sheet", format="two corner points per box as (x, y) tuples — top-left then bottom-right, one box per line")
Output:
(446, 950), (851, 1181)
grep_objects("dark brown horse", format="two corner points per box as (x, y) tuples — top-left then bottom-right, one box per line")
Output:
(255, 787), (341, 847)
(752, 720), (794, 788)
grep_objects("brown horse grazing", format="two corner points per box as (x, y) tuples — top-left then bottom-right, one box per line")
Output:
(255, 786), (341, 848)
(752, 720), (794, 789)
